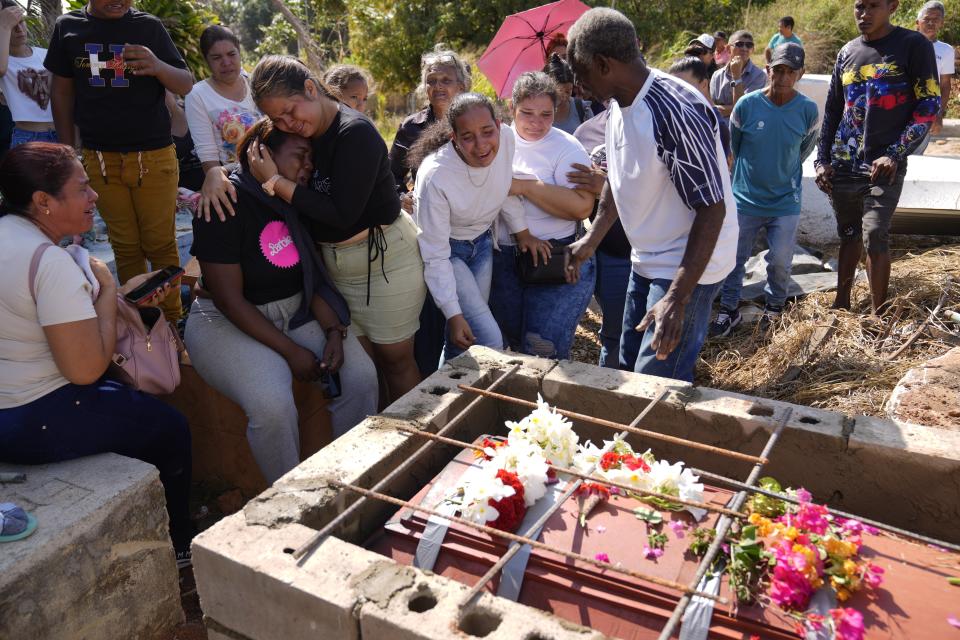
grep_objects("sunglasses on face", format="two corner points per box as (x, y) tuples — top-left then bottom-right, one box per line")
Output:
(733, 41), (755, 49)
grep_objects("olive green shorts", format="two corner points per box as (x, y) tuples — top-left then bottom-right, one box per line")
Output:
(319, 213), (426, 344)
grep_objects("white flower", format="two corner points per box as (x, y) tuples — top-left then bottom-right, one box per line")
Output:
(483, 439), (549, 507)
(503, 395), (579, 467)
(604, 465), (651, 491)
(461, 499), (499, 525)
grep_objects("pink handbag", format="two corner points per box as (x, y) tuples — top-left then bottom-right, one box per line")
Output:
(29, 243), (183, 395)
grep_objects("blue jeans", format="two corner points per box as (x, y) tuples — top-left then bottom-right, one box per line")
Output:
(489, 236), (596, 360)
(718, 213), (800, 311)
(441, 230), (503, 362)
(619, 272), (721, 383)
(10, 127), (57, 148)
(594, 249), (632, 368)
(0, 378), (193, 551)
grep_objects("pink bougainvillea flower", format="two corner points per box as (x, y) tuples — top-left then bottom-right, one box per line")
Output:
(594, 552), (610, 563)
(795, 487), (813, 503)
(669, 520), (688, 538)
(642, 546), (664, 560)
(948, 615), (960, 629)
(829, 608), (865, 640)
(863, 563), (885, 589)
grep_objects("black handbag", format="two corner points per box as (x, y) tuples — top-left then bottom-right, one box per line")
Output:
(515, 244), (569, 285)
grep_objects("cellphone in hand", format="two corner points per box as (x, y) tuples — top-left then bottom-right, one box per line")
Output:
(320, 370), (341, 399)
(123, 266), (185, 305)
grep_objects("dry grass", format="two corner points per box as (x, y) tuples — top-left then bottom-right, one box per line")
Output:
(697, 245), (960, 416)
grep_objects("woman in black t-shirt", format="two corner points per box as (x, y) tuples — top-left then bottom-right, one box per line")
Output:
(185, 119), (378, 484)
(244, 55), (426, 405)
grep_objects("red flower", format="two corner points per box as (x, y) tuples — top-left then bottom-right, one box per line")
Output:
(621, 455), (650, 473)
(475, 438), (504, 460)
(600, 451), (621, 471)
(488, 470), (527, 532)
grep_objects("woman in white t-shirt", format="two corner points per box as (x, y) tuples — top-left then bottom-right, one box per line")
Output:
(0, 1), (55, 147)
(0, 143), (194, 566)
(408, 93), (551, 364)
(490, 72), (596, 360)
(187, 25), (260, 220)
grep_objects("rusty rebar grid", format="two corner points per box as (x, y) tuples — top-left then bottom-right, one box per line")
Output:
(459, 390), (672, 610)
(292, 365), (521, 562)
(328, 477), (728, 605)
(387, 423), (748, 520)
(457, 384), (767, 465)
(656, 407), (793, 640)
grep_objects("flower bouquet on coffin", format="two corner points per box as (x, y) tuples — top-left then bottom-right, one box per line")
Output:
(504, 394), (580, 467)
(714, 480), (885, 640)
(571, 437), (657, 527)
(454, 434), (551, 533)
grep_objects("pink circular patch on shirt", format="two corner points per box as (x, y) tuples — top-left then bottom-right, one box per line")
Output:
(259, 221), (300, 269)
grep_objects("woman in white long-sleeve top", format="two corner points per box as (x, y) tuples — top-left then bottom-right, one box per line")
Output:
(407, 93), (551, 364)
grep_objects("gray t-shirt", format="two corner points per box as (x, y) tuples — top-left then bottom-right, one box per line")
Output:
(553, 97), (593, 134)
(709, 60), (767, 107)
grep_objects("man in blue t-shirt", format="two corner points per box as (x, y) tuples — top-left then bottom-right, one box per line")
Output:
(765, 16), (803, 63)
(710, 43), (819, 337)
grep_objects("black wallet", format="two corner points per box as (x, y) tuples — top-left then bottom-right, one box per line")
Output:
(515, 245), (569, 285)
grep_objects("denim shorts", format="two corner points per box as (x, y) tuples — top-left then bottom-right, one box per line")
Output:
(10, 127), (57, 148)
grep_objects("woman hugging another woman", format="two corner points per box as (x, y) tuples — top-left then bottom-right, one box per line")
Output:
(243, 55), (425, 403)
(408, 93), (551, 363)
(186, 119), (378, 483)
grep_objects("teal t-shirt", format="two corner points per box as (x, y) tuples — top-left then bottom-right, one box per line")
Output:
(730, 90), (819, 217)
(768, 32), (802, 50)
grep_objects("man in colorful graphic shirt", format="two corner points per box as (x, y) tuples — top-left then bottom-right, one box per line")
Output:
(814, 0), (940, 314)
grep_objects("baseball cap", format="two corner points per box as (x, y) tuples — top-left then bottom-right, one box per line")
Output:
(769, 42), (805, 70)
(688, 33), (716, 50)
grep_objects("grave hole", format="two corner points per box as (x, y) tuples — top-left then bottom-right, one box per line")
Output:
(458, 608), (502, 637)
(799, 416), (821, 425)
(282, 547), (295, 554)
(427, 386), (449, 396)
(449, 371), (466, 379)
(407, 589), (438, 613)
(524, 634), (555, 640)
(748, 404), (775, 417)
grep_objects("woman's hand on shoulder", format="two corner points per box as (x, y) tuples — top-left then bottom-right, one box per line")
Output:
(199, 166), (238, 223)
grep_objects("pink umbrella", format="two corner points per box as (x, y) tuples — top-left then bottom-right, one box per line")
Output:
(477, 0), (591, 99)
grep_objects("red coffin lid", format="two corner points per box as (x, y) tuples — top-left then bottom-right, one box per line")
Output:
(366, 436), (960, 639)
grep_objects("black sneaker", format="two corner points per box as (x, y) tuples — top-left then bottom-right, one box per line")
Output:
(709, 308), (742, 338)
(176, 549), (192, 570)
(759, 304), (783, 331)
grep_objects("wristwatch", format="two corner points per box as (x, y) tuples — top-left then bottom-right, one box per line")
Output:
(262, 174), (282, 196)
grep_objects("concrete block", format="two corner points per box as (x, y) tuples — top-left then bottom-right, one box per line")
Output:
(193, 515), (365, 640)
(0, 454), (182, 640)
(845, 414), (960, 542)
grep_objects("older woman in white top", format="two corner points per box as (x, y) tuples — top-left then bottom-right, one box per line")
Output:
(410, 93), (551, 363)
(187, 25), (260, 221)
